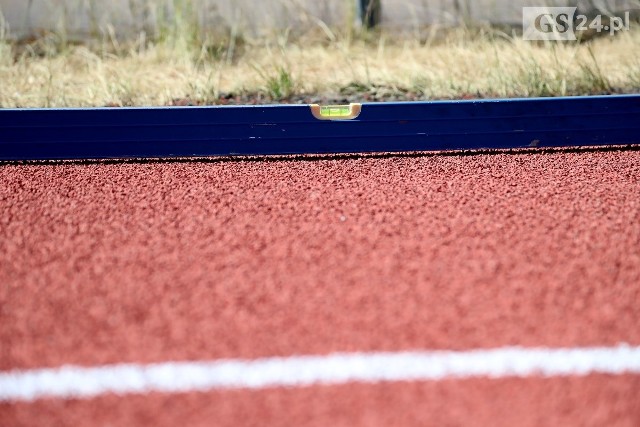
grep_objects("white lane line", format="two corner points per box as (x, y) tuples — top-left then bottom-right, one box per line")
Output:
(1, 344), (640, 402)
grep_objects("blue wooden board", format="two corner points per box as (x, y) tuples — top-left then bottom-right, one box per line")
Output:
(1, 95), (639, 160)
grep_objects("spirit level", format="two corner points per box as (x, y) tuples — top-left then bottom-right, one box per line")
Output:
(1, 95), (639, 160)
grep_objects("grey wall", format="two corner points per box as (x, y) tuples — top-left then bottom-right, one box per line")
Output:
(0, 0), (637, 39)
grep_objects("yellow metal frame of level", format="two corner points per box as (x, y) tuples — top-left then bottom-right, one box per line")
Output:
(310, 103), (362, 120)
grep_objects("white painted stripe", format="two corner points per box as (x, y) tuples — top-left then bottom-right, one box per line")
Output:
(1, 344), (640, 402)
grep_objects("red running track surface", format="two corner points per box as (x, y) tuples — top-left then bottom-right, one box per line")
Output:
(1, 148), (640, 426)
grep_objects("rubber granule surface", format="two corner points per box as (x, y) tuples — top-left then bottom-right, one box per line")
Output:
(1, 149), (640, 426)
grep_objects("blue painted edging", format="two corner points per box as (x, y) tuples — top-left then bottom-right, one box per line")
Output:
(1, 95), (639, 160)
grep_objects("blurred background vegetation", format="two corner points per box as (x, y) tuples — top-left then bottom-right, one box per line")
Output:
(0, 0), (638, 107)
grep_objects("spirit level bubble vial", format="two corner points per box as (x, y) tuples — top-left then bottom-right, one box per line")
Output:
(311, 103), (362, 120)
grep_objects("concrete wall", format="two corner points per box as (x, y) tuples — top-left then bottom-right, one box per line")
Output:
(0, 0), (637, 39)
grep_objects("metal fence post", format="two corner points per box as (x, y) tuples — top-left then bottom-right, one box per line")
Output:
(358, 0), (381, 29)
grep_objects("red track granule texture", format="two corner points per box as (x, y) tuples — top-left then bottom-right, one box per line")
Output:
(1, 149), (640, 425)
(3, 375), (640, 427)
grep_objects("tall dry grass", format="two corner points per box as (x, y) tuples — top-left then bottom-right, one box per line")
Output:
(0, 1), (639, 107)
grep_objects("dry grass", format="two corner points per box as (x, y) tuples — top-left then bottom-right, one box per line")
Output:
(0, 25), (639, 107)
